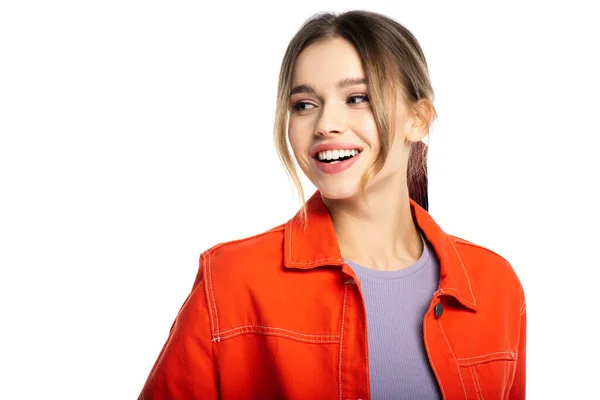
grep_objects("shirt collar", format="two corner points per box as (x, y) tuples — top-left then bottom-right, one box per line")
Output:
(283, 190), (478, 310)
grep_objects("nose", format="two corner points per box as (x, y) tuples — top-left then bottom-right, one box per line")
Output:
(314, 103), (346, 136)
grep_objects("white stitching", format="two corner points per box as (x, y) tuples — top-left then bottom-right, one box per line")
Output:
(506, 355), (518, 397)
(364, 322), (369, 398)
(219, 330), (339, 343)
(219, 325), (340, 338)
(469, 367), (482, 400)
(457, 357), (517, 367)
(362, 291), (370, 398)
(286, 216), (344, 267)
(339, 284), (347, 400)
(202, 255), (216, 339)
(424, 313), (445, 399)
(288, 220), (292, 264)
(456, 351), (516, 362)
(289, 257), (345, 266)
(506, 312), (523, 394)
(206, 253), (220, 339)
(469, 368), (478, 400)
(436, 287), (476, 309)
(204, 226), (285, 256)
(448, 239), (476, 305)
(503, 360), (510, 400)
(472, 367), (485, 400)
(438, 319), (468, 399)
(520, 300), (526, 316)
(450, 235), (512, 267)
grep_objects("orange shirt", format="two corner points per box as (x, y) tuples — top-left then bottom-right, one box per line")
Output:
(139, 191), (526, 399)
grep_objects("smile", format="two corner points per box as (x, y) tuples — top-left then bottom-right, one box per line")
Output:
(313, 149), (363, 174)
(316, 149), (361, 163)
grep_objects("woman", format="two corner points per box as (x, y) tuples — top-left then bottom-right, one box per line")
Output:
(139, 10), (526, 400)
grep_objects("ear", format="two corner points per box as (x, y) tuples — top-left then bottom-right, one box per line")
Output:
(405, 99), (434, 143)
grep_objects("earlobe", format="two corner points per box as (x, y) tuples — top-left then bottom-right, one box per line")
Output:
(405, 128), (428, 143)
(405, 100), (434, 143)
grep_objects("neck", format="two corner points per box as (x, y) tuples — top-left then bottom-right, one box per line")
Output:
(322, 180), (423, 272)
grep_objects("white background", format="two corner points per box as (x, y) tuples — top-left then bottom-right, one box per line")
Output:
(1, 1), (598, 399)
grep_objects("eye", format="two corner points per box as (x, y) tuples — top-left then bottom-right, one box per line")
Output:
(292, 101), (316, 111)
(347, 94), (370, 104)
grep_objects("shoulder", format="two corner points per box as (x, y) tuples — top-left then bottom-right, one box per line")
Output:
(193, 222), (287, 288)
(447, 234), (525, 304)
(201, 223), (286, 262)
(448, 234), (511, 267)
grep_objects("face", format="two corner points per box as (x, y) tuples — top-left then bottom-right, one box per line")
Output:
(288, 37), (423, 201)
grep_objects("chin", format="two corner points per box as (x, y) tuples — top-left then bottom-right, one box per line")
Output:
(314, 180), (362, 201)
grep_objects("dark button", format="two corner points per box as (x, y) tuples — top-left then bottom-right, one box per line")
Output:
(434, 302), (444, 318)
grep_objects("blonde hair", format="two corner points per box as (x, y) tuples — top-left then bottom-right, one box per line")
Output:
(274, 10), (438, 224)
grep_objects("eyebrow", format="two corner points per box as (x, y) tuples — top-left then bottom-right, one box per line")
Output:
(290, 77), (368, 96)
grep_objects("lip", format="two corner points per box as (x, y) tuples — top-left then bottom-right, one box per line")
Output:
(313, 150), (362, 174)
(310, 142), (364, 159)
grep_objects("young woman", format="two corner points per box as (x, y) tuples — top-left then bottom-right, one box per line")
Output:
(139, 10), (526, 400)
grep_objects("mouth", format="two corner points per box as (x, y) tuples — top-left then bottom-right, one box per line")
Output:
(313, 148), (363, 164)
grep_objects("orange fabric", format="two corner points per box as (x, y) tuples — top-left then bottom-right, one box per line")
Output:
(139, 191), (526, 399)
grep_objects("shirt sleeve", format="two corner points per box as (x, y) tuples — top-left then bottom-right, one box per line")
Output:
(509, 300), (526, 399)
(138, 259), (219, 400)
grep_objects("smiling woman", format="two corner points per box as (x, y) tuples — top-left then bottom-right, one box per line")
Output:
(284, 35), (431, 212)
(139, 10), (526, 400)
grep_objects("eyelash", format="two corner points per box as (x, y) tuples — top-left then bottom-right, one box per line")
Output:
(292, 94), (370, 111)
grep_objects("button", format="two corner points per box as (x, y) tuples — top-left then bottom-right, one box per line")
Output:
(434, 302), (444, 318)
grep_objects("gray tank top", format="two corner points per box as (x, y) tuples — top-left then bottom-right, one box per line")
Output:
(345, 235), (441, 399)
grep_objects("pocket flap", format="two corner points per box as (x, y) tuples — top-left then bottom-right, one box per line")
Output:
(456, 351), (517, 367)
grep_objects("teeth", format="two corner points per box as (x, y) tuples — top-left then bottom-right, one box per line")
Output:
(317, 149), (360, 161)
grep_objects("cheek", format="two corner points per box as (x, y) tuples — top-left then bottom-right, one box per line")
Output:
(288, 118), (313, 152)
(287, 123), (307, 158)
(287, 125), (298, 152)
(352, 113), (379, 148)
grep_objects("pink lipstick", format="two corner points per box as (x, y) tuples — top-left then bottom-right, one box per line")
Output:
(311, 143), (363, 174)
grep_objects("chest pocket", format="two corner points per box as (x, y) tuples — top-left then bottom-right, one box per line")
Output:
(456, 351), (517, 399)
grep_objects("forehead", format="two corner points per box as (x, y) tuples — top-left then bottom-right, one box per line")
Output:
(292, 37), (365, 86)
